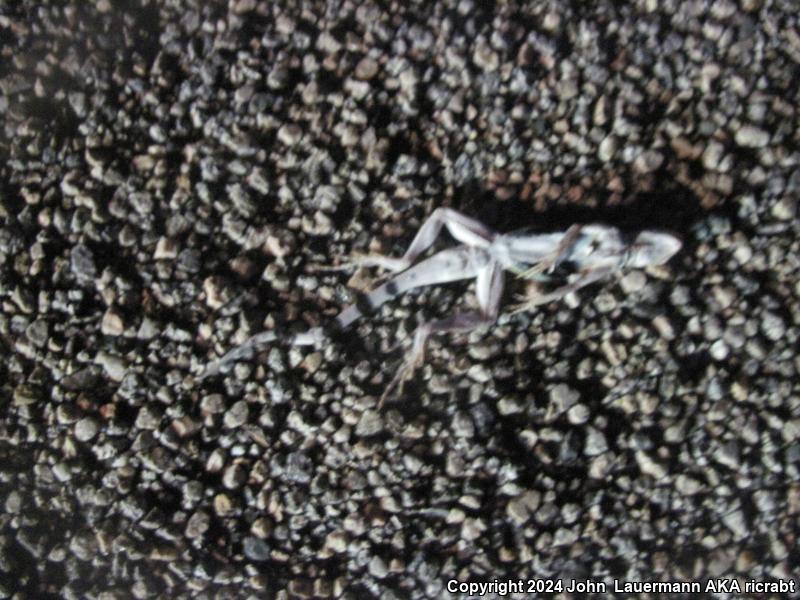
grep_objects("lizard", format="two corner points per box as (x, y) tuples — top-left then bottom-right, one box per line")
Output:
(196, 208), (682, 400)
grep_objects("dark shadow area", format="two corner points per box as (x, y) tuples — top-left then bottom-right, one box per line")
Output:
(453, 179), (704, 240)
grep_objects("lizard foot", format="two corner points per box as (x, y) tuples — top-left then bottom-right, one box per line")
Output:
(379, 346), (426, 406)
(379, 323), (433, 405)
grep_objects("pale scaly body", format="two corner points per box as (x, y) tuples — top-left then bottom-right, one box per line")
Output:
(198, 208), (682, 399)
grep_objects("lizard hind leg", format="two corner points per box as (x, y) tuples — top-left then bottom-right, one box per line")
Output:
(379, 261), (505, 405)
(310, 251), (409, 275)
(379, 323), (433, 405)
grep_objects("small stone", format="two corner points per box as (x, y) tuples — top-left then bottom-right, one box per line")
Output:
(734, 125), (769, 148)
(267, 66), (290, 90)
(709, 338), (730, 360)
(771, 197), (796, 221)
(14, 384), (40, 406)
(203, 276), (231, 310)
(94, 351), (127, 381)
(101, 308), (125, 336)
(285, 452), (312, 484)
(324, 530), (347, 553)
(243, 536), (270, 561)
(277, 124), (303, 146)
(222, 463), (247, 489)
(4, 491), (22, 514)
(154, 237), (178, 260)
(620, 271), (646, 294)
(675, 474), (702, 495)
(761, 311), (785, 341)
(506, 491), (540, 526)
(567, 403), (590, 425)
(584, 427), (607, 456)
(355, 410), (383, 437)
(722, 508), (748, 539)
(652, 315), (675, 340)
(251, 517), (273, 539)
(671, 137), (701, 160)
(461, 517), (486, 541)
(137, 318), (158, 340)
(452, 411), (474, 438)
(213, 493), (234, 517)
(635, 450), (667, 480)
(497, 397), (522, 415)
(550, 384), (579, 414)
(206, 449), (226, 473)
(25, 319), (49, 348)
(224, 400), (249, 428)
(200, 393), (226, 414)
(70, 244), (97, 281)
(135, 405), (163, 430)
(702, 141), (725, 171)
(53, 462), (72, 482)
(185, 511), (210, 539)
(712, 286), (737, 310)
(230, 0), (256, 14)
(368, 556), (387, 578)
(472, 41), (499, 71)
(56, 404), (80, 424)
(172, 416), (200, 438)
(354, 57), (379, 80)
(633, 150), (664, 174)
(598, 136), (617, 162)
(74, 417), (99, 442)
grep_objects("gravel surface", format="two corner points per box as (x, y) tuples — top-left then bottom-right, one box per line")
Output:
(1, 1), (799, 599)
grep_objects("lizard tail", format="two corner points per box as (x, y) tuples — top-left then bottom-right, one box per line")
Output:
(198, 330), (280, 380)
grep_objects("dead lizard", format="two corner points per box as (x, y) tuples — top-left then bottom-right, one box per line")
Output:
(197, 208), (681, 400)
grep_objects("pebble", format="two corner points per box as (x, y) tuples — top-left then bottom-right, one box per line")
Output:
(74, 417), (99, 442)
(13, 383), (40, 406)
(70, 244), (97, 281)
(185, 511), (210, 539)
(761, 311), (786, 341)
(549, 384), (580, 414)
(702, 141), (726, 171)
(135, 405), (163, 430)
(25, 319), (49, 348)
(584, 427), (608, 456)
(506, 491), (540, 526)
(635, 450), (667, 480)
(4, 491), (22, 514)
(154, 237), (178, 260)
(567, 403), (590, 425)
(243, 536), (271, 561)
(277, 124), (303, 146)
(620, 271), (646, 294)
(101, 308), (125, 336)
(94, 351), (127, 381)
(354, 57), (379, 80)
(223, 400), (249, 428)
(734, 125), (770, 148)
(472, 41), (499, 71)
(355, 410), (383, 437)
(452, 411), (475, 438)
(633, 149), (664, 173)
(598, 136), (618, 162)
(213, 493), (235, 517)
(770, 197), (795, 220)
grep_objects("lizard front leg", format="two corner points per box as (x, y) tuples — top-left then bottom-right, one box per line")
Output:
(511, 266), (614, 314)
(340, 207), (497, 273)
(517, 224), (584, 280)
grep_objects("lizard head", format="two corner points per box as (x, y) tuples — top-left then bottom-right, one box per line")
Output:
(625, 231), (682, 268)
